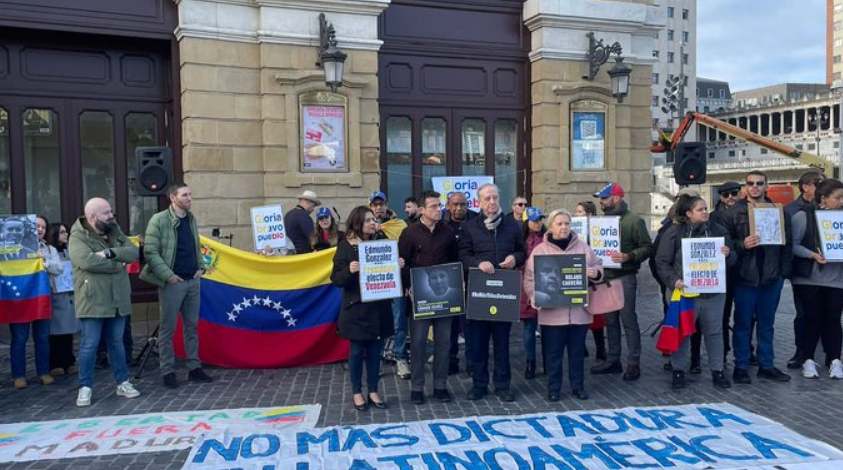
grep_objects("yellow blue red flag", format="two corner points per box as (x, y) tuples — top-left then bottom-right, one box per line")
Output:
(0, 259), (51, 323)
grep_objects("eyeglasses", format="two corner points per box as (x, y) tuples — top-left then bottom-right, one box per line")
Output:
(514, 202), (526, 207)
(745, 181), (765, 187)
(721, 190), (739, 198)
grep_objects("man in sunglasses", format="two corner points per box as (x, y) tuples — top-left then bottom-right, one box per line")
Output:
(508, 196), (528, 230)
(723, 171), (793, 385)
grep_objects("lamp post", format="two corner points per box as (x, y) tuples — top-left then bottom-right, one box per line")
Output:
(584, 32), (633, 103)
(317, 13), (347, 92)
(809, 109), (829, 171)
(836, 84), (843, 178)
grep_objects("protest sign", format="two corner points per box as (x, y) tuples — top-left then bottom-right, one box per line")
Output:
(0, 214), (38, 261)
(571, 216), (588, 241)
(410, 263), (465, 319)
(534, 254), (588, 308)
(181, 403), (843, 470)
(589, 216), (621, 268)
(431, 176), (493, 213)
(250, 205), (287, 252)
(816, 210), (843, 261)
(359, 240), (402, 302)
(0, 405), (321, 463)
(466, 268), (520, 322)
(749, 203), (784, 245)
(681, 237), (727, 294)
(54, 260), (74, 293)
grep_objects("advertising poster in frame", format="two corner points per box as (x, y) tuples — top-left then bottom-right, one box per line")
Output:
(410, 263), (465, 319)
(749, 203), (784, 245)
(570, 100), (608, 171)
(299, 92), (348, 172)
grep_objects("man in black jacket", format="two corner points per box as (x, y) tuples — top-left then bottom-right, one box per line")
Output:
(284, 190), (321, 254)
(444, 191), (476, 375)
(708, 181), (743, 366)
(459, 183), (526, 402)
(723, 170), (793, 385)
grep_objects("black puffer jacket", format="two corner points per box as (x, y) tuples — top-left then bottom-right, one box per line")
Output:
(722, 198), (793, 286)
(458, 212), (526, 270)
(654, 220), (737, 291)
(331, 239), (394, 341)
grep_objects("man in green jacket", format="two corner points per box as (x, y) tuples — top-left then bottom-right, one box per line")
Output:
(590, 182), (653, 381)
(141, 183), (212, 389)
(69, 197), (141, 407)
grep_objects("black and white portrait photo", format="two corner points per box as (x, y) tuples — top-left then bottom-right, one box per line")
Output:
(410, 263), (465, 318)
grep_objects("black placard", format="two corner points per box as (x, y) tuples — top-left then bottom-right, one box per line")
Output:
(533, 254), (588, 308)
(410, 263), (465, 319)
(466, 268), (520, 322)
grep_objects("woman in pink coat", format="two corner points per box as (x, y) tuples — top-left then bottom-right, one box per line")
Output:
(524, 209), (603, 402)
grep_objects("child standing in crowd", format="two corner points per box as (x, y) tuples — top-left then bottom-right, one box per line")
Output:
(520, 207), (546, 380)
(575, 201), (607, 362)
(47, 222), (78, 376)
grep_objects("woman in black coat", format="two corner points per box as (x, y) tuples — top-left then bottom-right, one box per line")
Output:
(331, 206), (402, 411)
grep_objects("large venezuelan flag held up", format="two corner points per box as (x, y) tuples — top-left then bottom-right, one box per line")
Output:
(173, 237), (347, 368)
(0, 259), (51, 323)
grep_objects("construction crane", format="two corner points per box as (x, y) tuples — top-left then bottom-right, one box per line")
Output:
(651, 111), (834, 176)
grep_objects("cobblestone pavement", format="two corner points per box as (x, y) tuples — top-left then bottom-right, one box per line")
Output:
(1, 273), (840, 469)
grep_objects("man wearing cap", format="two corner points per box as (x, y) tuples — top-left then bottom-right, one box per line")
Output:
(710, 182), (741, 227)
(369, 191), (411, 379)
(284, 190), (321, 255)
(590, 182), (653, 381)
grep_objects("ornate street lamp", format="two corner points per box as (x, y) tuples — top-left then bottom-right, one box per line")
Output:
(318, 13), (347, 92)
(584, 32), (633, 103)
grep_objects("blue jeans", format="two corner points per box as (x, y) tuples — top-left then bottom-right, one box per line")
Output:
(470, 320), (512, 391)
(733, 278), (784, 370)
(522, 318), (538, 361)
(78, 315), (129, 388)
(348, 339), (384, 394)
(10, 319), (51, 378)
(542, 324), (589, 393)
(392, 297), (408, 360)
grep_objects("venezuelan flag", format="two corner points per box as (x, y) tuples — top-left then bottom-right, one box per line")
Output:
(0, 259), (51, 323)
(173, 237), (347, 368)
(656, 288), (698, 355)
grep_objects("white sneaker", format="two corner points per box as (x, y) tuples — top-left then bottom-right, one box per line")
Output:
(457, 335), (465, 345)
(76, 387), (92, 407)
(830, 359), (843, 380)
(802, 359), (820, 379)
(116, 381), (141, 398)
(427, 355), (434, 364)
(396, 359), (411, 379)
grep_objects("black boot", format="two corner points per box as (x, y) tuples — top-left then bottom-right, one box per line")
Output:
(525, 360), (536, 380)
(594, 329), (607, 362)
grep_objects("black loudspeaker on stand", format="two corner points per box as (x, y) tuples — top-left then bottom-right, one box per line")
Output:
(136, 147), (173, 196)
(134, 324), (159, 380)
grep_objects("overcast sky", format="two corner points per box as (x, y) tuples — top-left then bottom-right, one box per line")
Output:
(697, 0), (826, 92)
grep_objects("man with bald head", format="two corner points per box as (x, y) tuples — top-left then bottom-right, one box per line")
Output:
(69, 197), (141, 407)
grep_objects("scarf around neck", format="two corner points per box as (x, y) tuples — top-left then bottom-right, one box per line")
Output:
(484, 209), (504, 231)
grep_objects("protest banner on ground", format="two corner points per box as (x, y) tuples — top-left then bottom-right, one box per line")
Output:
(359, 240), (402, 302)
(181, 403), (843, 470)
(571, 216), (588, 241)
(816, 210), (843, 261)
(466, 268), (520, 322)
(589, 216), (621, 269)
(0, 405), (321, 463)
(681, 237), (727, 294)
(250, 205), (287, 251)
(431, 176), (493, 213)
(534, 254), (588, 308)
(410, 263), (464, 319)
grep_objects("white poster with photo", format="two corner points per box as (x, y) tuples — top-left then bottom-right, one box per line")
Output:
(54, 260), (74, 293)
(250, 205), (287, 252)
(431, 176), (493, 213)
(359, 240), (403, 302)
(682, 237), (727, 294)
(571, 216), (588, 241)
(749, 203), (784, 245)
(589, 216), (621, 269)
(815, 210), (843, 262)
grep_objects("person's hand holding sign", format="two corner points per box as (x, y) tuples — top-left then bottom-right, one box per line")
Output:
(478, 261), (495, 274)
(499, 255), (516, 269)
(350, 261), (360, 273)
(744, 235), (761, 250)
(721, 245), (730, 257)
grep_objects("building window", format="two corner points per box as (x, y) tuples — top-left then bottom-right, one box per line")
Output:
(652, 96), (659, 107)
(695, 87), (700, 97)
(667, 6), (674, 17)
(652, 73), (660, 84)
(653, 50), (660, 58)
(728, 150), (736, 157)
(708, 152), (715, 159)
(719, 89), (726, 98)
(836, 3), (843, 12)
(796, 144), (803, 150)
(836, 55), (842, 64)
(836, 38), (843, 47)
(682, 53), (689, 64)
(684, 98), (688, 108)
(808, 143), (816, 151)
(682, 9), (689, 19)
(668, 52), (674, 63)
(682, 31), (689, 42)
(760, 148), (769, 154)
(836, 20), (842, 31)
(654, 31), (659, 38)
(836, 72), (842, 80)
(707, 88), (713, 97)
(667, 29), (674, 40)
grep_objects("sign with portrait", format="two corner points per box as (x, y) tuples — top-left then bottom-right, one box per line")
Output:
(570, 100), (608, 171)
(410, 263), (465, 319)
(0, 214), (39, 261)
(816, 210), (843, 261)
(250, 204), (287, 252)
(466, 268), (520, 322)
(570, 216), (589, 241)
(589, 216), (622, 269)
(299, 92), (348, 172)
(681, 237), (727, 294)
(358, 240), (402, 302)
(533, 254), (588, 308)
(431, 176), (494, 214)
(54, 260), (74, 293)
(749, 203), (784, 245)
